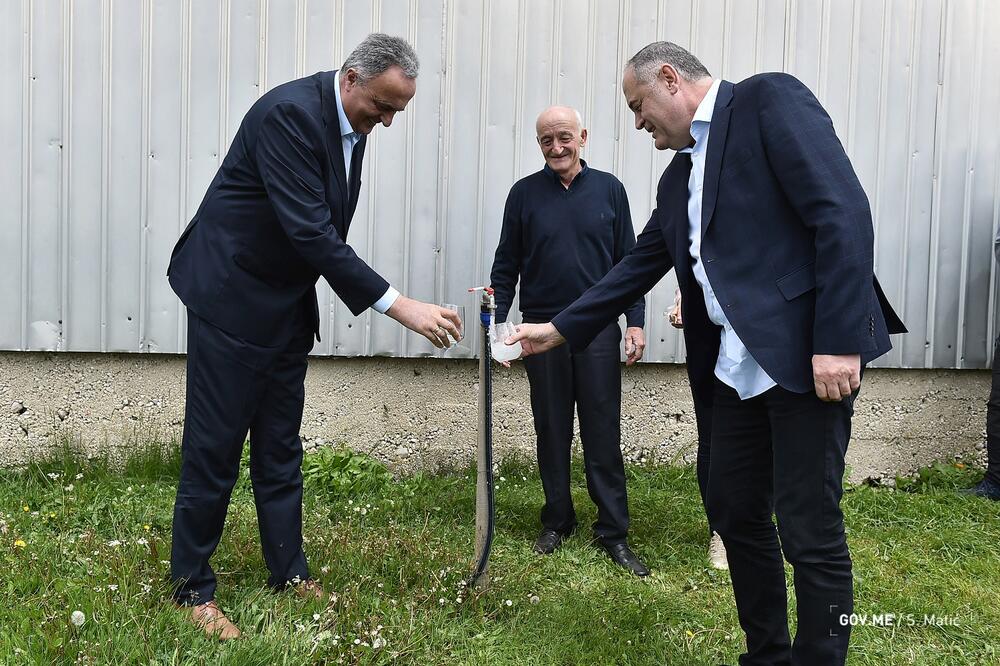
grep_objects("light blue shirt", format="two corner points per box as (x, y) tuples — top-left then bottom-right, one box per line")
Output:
(682, 79), (776, 400)
(334, 71), (399, 313)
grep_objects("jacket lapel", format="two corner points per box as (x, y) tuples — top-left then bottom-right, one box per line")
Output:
(320, 70), (350, 203)
(701, 80), (734, 240)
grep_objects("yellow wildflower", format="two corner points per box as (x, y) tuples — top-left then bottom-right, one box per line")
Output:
(143, 525), (151, 532)
(22, 506), (29, 512)
(13, 539), (26, 549)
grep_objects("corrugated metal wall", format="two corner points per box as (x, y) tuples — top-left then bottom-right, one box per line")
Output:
(1, 0), (998, 367)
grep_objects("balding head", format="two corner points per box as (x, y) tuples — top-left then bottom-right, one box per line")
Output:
(535, 106), (587, 187)
(535, 106), (583, 135)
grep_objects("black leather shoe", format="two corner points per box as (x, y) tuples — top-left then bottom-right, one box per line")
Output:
(958, 478), (1000, 500)
(600, 542), (650, 577)
(533, 529), (566, 554)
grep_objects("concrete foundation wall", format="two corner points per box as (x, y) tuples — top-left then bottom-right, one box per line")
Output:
(0, 352), (989, 483)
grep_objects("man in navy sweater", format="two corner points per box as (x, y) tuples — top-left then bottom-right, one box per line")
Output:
(489, 106), (649, 576)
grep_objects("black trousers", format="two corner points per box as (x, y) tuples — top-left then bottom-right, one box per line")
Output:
(171, 310), (313, 604)
(522, 322), (629, 545)
(985, 335), (1000, 485)
(706, 379), (855, 666)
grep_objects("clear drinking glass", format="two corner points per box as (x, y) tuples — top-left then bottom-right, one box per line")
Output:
(489, 321), (523, 362)
(440, 303), (465, 349)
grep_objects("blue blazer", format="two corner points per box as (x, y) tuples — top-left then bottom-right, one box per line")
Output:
(168, 70), (388, 346)
(552, 73), (906, 419)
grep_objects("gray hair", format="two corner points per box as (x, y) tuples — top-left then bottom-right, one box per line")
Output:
(626, 41), (711, 83)
(341, 33), (419, 83)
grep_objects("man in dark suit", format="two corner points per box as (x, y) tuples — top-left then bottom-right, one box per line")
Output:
(166, 33), (461, 639)
(508, 42), (905, 665)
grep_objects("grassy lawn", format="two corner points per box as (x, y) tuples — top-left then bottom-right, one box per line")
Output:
(1, 443), (998, 665)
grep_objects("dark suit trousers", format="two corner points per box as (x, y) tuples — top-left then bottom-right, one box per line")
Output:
(986, 334), (1000, 485)
(523, 322), (629, 544)
(707, 379), (855, 666)
(171, 309), (313, 604)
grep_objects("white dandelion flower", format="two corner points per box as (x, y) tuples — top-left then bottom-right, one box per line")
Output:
(70, 611), (86, 627)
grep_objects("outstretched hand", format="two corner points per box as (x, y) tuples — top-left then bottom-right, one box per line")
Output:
(386, 295), (463, 349)
(504, 322), (566, 357)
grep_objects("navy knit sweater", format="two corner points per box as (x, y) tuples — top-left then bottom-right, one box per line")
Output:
(489, 161), (645, 327)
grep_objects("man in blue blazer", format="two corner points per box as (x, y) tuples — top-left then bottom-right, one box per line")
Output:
(509, 42), (905, 665)
(166, 33), (461, 638)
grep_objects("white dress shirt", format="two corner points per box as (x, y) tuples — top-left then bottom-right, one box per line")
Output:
(334, 70), (399, 313)
(681, 79), (776, 400)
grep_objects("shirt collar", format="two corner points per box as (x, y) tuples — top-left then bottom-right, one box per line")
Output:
(681, 78), (721, 154)
(333, 70), (358, 140)
(542, 159), (589, 186)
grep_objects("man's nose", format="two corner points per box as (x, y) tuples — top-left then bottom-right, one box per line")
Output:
(633, 111), (643, 130)
(382, 111), (396, 127)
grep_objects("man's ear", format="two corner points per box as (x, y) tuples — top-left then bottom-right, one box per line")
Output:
(580, 128), (588, 146)
(659, 63), (680, 92)
(344, 68), (359, 88)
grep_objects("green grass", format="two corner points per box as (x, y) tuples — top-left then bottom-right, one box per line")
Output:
(1, 443), (999, 665)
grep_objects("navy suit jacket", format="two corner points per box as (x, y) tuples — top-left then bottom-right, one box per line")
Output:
(168, 70), (387, 346)
(552, 73), (906, 430)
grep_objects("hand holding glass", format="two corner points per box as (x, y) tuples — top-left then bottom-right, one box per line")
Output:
(489, 321), (523, 362)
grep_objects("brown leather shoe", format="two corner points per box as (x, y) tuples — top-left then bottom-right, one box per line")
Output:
(291, 578), (327, 601)
(176, 600), (242, 640)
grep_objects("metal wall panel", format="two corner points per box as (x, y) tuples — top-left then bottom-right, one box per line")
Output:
(2, 0), (999, 368)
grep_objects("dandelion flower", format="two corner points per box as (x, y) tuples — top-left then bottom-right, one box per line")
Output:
(530, 595), (540, 604)
(22, 506), (29, 512)
(13, 539), (26, 549)
(143, 525), (151, 532)
(70, 611), (86, 627)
